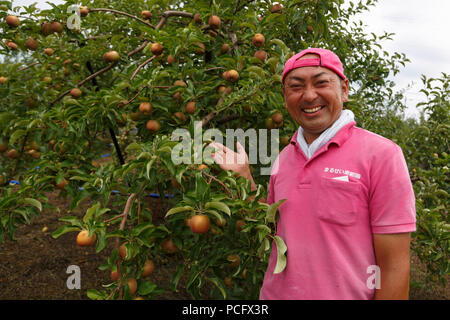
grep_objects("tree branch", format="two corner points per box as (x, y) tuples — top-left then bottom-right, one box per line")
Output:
(89, 8), (155, 29)
(130, 56), (157, 80)
(50, 62), (117, 105)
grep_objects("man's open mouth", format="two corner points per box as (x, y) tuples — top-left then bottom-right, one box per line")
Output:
(302, 105), (325, 114)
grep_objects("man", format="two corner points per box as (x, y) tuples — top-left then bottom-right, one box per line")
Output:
(210, 48), (416, 300)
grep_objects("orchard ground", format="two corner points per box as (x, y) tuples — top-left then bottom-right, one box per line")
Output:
(0, 184), (448, 299)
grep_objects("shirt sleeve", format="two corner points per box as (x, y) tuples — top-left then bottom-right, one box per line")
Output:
(369, 144), (416, 234)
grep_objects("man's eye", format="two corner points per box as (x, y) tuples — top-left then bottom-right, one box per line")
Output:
(316, 80), (328, 85)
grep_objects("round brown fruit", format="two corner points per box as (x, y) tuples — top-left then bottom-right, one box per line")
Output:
(110, 270), (120, 281)
(146, 120), (160, 132)
(50, 21), (63, 33)
(197, 164), (208, 171)
(173, 80), (187, 87)
(194, 42), (205, 54)
(227, 254), (241, 269)
(193, 13), (201, 23)
(6, 149), (19, 159)
(161, 238), (178, 254)
(270, 4), (283, 14)
(139, 102), (152, 115)
(224, 276), (234, 288)
(252, 33), (265, 47)
(6, 41), (18, 50)
(142, 259), (155, 277)
(127, 278), (137, 295)
(235, 219), (246, 232)
(217, 86), (232, 95)
(265, 118), (275, 129)
(167, 54), (176, 64)
(254, 50), (267, 62)
(44, 48), (54, 56)
(227, 69), (239, 82)
(141, 10), (152, 19)
(271, 112), (283, 124)
(103, 50), (120, 62)
(174, 111), (186, 123)
(0, 76), (8, 84)
(0, 143), (7, 152)
(80, 6), (89, 17)
(118, 242), (131, 260)
(28, 149), (41, 159)
(280, 135), (290, 147)
(56, 178), (68, 190)
(41, 22), (51, 35)
(185, 101), (196, 115)
(208, 15), (221, 29)
(220, 43), (231, 54)
(190, 214), (210, 234)
(25, 38), (39, 51)
(173, 91), (182, 102)
(216, 217), (226, 227)
(151, 42), (163, 56)
(70, 88), (82, 99)
(5, 15), (19, 27)
(76, 230), (96, 247)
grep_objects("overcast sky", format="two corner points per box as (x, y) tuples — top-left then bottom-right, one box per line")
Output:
(10, 0), (450, 119)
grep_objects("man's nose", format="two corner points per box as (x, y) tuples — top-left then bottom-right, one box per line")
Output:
(302, 86), (318, 103)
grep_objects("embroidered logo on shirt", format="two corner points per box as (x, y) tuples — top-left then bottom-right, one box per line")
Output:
(324, 167), (361, 179)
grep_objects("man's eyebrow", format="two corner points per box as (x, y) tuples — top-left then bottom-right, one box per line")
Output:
(287, 72), (328, 82)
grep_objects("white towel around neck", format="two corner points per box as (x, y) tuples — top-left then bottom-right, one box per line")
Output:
(296, 109), (355, 159)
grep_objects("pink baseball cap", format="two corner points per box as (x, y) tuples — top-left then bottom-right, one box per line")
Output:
(282, 48), (346, 83)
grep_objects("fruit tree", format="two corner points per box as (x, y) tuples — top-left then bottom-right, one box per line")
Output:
(0, 0), (447, 299)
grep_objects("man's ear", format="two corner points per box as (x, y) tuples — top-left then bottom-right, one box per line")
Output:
(341, 78), (349, 103)
(282, 86), (288, 109)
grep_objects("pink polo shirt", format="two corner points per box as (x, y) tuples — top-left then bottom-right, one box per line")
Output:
(259, 121), (416, 300)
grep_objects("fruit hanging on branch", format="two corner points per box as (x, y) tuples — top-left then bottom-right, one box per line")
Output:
(5, 15), (19, 27)
(252, 33), (265, 47)
(76, 230), (96, 247)
(103, 50), (120, 62)
(208, 15), (221, 29)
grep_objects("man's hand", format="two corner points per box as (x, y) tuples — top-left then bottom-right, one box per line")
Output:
(373, 233), (411, 300)
(209, 141), (257, 191)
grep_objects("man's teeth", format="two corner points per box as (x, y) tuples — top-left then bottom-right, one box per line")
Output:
(303, 106), (323, 113)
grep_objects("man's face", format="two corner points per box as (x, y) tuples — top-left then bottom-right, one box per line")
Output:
(283, 54), (349, 144)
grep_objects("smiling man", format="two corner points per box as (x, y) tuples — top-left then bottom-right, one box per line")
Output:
(211, 48), (416, 300)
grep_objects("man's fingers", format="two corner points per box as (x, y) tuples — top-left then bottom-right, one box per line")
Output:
(236, 141), (246, 154)
(212, 152), (224, 165)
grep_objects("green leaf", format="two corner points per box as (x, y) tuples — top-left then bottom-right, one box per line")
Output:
(204, 209), (224, 225)
(266, 199), (287, 224)
(95, 229), (107, 253)
(9, 129), (26, 145)
(146, 158), (155, 180)
(131, 222), (154, 237)
(52, 225), (80, 239)
(87, 289), (107, 300)
(273, 235), (287, 274)
(165, 206), (194, 218)
(21, 198), (42, 212)
(207, 277), (227, 299)
(170, 264), (184, 292)
(138, 281), (158, 295)
(83, 202), (100, 223)
(205, 201), (231, 216)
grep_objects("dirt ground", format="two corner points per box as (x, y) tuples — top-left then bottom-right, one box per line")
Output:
(0, 190), (192, 300)
(0, 190), (448, 300)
